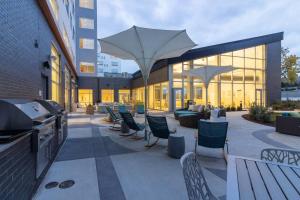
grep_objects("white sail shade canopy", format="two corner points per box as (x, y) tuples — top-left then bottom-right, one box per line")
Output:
(99, 26), (196, 142)
(99, 26), (197, 81)
(183, 65), (236, 106)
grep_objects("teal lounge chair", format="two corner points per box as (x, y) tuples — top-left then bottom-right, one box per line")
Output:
(196, 120), (228, 159)
(106, 106), (122, 130)
(119, 112), (145, 139)
(146, 115), (175, 147)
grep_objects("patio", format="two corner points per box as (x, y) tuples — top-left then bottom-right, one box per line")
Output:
(33, 111), (300, 200)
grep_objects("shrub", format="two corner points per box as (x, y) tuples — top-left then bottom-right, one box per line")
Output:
(226, 106), (231, 112)
(272, 100), (300, 110)
(249, 104), (272, 123)
(230, 106), (236, 111)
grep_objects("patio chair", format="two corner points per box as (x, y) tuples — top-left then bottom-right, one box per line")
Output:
(136, 104), (145, 114)
(106, 106), (122, 131)
(146, 115), (176, 147)
(119, 112), (145, 139)
(118, 105), (128, 113)
(180, 152), (217, 200)
(195, 120), (228, 160)
(261, 148), (300, 166)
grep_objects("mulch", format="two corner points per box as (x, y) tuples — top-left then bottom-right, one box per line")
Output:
(242, 114), (275, 127)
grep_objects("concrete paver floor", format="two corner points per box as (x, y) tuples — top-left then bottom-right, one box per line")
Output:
(33, 111), (300, 200)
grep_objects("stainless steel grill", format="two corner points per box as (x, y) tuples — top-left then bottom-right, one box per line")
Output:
(0, 99), (56, 178)
(35, 100), (68, 145)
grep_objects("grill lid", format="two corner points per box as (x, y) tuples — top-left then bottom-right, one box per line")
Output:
(0, 99), (51, 131)
(35, 100), (64, 114)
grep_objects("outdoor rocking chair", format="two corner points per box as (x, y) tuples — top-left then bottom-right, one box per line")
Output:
(119, 112), (145, 139)
(195, 120), (229, 161)
(146, 115), (176, 148)
(106, 106), (122, 131)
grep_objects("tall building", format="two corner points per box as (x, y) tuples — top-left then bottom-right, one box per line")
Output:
(96, 50), (122, 77)
(75, 0), (97, 77)
(0, 0), (78, 111)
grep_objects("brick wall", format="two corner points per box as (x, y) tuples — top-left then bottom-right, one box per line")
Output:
(0, 134), (36, 200)
(0, 0), (71, 105)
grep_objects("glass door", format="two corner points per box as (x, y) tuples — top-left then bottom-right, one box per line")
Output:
(173, 88), (183, 110)
(256, 89), (262, 106)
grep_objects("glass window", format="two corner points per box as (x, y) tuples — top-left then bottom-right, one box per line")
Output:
(245, 47), (255, 58)
(154, 84), (161, 110)
(207, 56), (218, 66)
(79, 18), (94, 29)
(193, 82), (205, 105)
(233, 57), (244, 68)
(78, 89), (93, 107)
(220, 83), (232, 107)
(173, 81), (182, 88)
(220, 71), (232, 82)
(256, 59), (264, 70)
(161, 82), (169, 111)
(207, 82), (218, 106)
(244, 70), (255, 83)
(233, 84), (244, 107)
(148, 85), (154, 109)
(50, 0), (59, 20)
(79, 38), (94, 49)
(172, 63), (182, 81)
(233, 49), (244, 57)
(221, 56), (232, 66)
(79, 0), (94, 9)
(256, 45), (265, 59)
(51, 45), (60, 103)
(245, 84), (255, 107)
(245, 58), (255, 69)
(194, 58), (207, 66)
(119, 90), (130, 104)
(221, 52), (232, 56)
(255, 70), (264, 83)
(65, 68), (71, 111)
(101, 89), (114, 103)
(232, 69), (244, 82)
(80, 62), (95, 73)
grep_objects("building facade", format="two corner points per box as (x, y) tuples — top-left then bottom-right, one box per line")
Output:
(97, 52), (122, 77)
(76, 33), (283, 110)
(0, 0), (78, 112)
(131, 32), (283, 111)
(75, 0), (97, 76)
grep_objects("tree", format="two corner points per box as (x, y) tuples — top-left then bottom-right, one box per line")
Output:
(287, 67), (298, 85)
(281, 47), (299, 83)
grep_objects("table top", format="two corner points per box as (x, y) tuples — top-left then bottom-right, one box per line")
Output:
(227, 155), (300, 200)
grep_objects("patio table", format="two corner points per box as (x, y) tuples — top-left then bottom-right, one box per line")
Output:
(227, 155), (300, 200)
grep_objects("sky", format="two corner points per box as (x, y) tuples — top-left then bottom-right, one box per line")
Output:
(97, 0), (300, 73)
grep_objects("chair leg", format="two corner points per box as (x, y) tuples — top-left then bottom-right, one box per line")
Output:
(194, 139), (197, 154)
(130, 131), (144, 140)
(145, 137), (159, 148)
(109, 121), (121, 131)
(119, 131), (136, 137)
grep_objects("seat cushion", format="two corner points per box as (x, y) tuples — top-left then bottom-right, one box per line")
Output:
(175, 111), (198, 116)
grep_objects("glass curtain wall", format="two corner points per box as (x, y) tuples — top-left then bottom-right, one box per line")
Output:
(132, 81), (169, 111)
(171, 45), (266, 108)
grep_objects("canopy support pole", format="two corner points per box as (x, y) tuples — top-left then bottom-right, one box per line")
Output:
(144, 78), (148, 141)
(205, 85), (208, 107)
